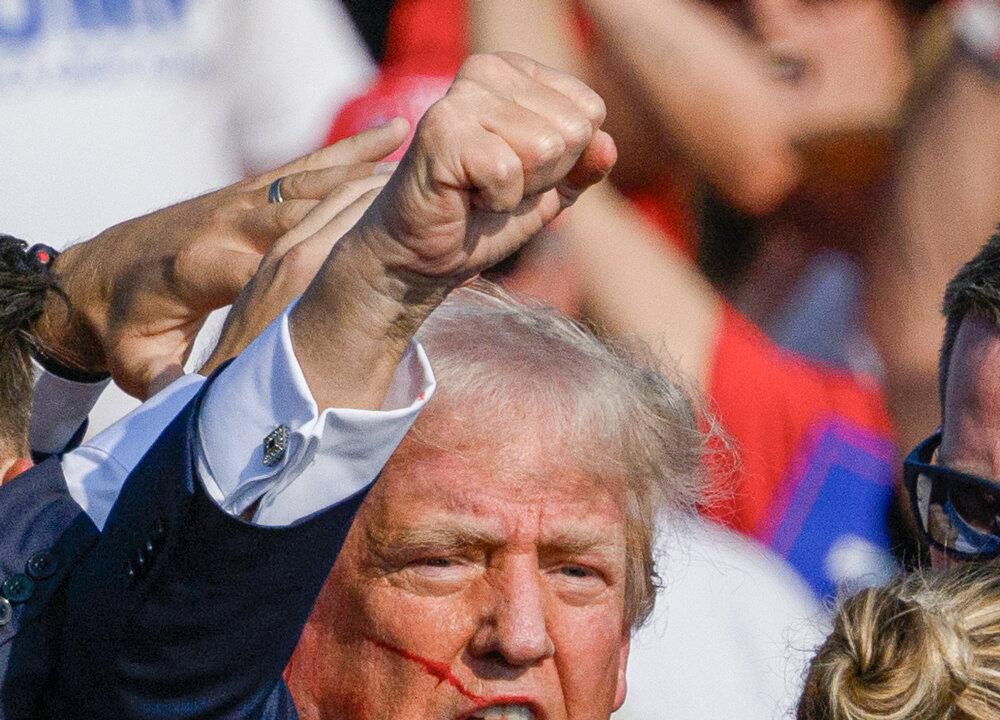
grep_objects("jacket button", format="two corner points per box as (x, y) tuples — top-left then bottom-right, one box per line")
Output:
(26, 551), (58, 580)
(2, 574), (34, 603)
(0, 598), (12, 626)
(123, 560), (135, 580)
(134, 552), (147, 578)
(153, 518), (166, 539)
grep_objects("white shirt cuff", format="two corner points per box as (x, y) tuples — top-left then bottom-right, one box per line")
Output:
(61, 373), (206, 530)
(196, 303), (436, 527)
(29, 356), (112, 455)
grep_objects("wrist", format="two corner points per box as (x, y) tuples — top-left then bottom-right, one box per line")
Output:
(33, 243), (109, 378)
(290, 229), (448, 410)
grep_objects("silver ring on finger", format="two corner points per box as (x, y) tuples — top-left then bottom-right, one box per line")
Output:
(268, 177), (286, 204)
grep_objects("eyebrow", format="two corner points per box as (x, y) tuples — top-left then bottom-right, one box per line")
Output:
(366, 522), (621, 557)
(365, 522), (503, 554)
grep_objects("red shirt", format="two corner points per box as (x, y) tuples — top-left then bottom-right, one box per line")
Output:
(706, 306), (897, 597)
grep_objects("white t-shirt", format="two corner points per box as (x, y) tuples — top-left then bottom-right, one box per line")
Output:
(1, 0), (374, 431)
(616, 517), (828, 720)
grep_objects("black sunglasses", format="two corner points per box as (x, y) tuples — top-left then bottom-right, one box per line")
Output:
(904, 432), (1000, 561)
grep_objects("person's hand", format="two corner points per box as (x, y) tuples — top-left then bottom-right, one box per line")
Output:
(357, 52), (616, 290)
(290, 53), (616, 410)
(34, 119), (409, 398)
(199, 167), (395, 377)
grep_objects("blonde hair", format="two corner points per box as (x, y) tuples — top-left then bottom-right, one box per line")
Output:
(798, 565), (1000, 720)
(412, 281), (711, 630)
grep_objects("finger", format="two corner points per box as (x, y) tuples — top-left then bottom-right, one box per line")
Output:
(267, 174), (391, 257)
(180, 248), (265, 309)
(465, 191), (560, 270)
(465, 86), (580, 200)
(556, 129), (618, 207)
(415, 101), (526, 213)
(494, 51), (607, 130)
(461, 126), (526, 213)
(251, 118), (410, 188)
(459, 58), (594, 159)
(275, 186), (387, 283)
(257, 163), (390, 204)
(237, 199), (320, 246)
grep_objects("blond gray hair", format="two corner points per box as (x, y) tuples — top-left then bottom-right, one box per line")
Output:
(410, 282), (708, 629)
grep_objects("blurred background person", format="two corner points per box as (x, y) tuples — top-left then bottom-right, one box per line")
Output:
(0, 0), (375, 432)
(798, 564), (1000, 720)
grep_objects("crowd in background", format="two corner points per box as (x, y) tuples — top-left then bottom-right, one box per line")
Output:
(3, 0), (1000, 718)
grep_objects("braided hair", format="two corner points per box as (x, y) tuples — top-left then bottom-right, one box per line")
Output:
(0, 234), (61, 458)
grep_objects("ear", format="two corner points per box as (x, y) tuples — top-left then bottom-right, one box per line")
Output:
(613, 637), (630, 711)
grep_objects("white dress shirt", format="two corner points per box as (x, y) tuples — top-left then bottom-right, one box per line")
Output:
(32, 305), (435, 530)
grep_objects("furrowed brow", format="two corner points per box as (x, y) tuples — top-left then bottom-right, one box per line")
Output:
(539, 529), (622, 557)
(366, 522), (503, 554)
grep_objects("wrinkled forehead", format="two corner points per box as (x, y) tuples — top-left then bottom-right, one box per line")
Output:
(364, 433), (629, 551)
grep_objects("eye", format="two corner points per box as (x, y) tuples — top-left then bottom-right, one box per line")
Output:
(559, 565), (595, 579)
(418, 557), (454, 568)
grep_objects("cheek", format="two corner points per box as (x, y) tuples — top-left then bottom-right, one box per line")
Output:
(361, 581), (479, 658)
(549, 603), (628, 715)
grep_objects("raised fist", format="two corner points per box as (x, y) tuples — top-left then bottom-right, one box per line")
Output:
(357, 52), (616, 287)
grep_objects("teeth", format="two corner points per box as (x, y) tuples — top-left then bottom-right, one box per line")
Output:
(470, 705), (535, 720)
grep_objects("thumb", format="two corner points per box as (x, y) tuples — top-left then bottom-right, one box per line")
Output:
(181, 248), (263, 310)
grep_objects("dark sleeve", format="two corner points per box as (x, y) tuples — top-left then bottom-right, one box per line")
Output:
(0, 460), (97, 719)
(47, 377), (369, 720)
(30, 420), (88, 464)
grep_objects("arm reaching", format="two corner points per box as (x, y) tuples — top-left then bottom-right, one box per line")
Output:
(32, 120), (409, 400)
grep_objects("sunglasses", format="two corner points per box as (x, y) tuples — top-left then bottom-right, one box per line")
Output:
(904, 432), (1000, 561)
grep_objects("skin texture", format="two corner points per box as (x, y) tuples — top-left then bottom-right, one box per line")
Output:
(932, 317), (1000, 569)
(286, 417), (630, 720)
(288, 52), (615, 412)
(32, 121), (409, 399)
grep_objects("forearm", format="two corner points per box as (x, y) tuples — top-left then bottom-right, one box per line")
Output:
(563, 182), (722, 387)
(290, 230), (445, 411)
(469, 0), (584, 75)
(580, 0), (800, 214)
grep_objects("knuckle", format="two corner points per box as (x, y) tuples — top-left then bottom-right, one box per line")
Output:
(419, 101), (454, 136)
(557, 114), (592, 149)
(278, 243), (319, 277)
(276, 201), (303, 229)
(492, 153), (523, 188)
(458, 52), (506, 80)
(580, 91), (607, 126)
(169, 244), (202, 284)
(281, 173), (304, 198)
(527, 131), (567, 165)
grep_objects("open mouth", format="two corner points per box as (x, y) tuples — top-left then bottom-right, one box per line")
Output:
(464, 704), (536, 720)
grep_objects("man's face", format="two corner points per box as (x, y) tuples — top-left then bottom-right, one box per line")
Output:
(932, 317), (1000, 568)
(289, 421), (631, 720)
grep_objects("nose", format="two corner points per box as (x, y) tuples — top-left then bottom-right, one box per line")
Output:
(468, 558), (555, 668)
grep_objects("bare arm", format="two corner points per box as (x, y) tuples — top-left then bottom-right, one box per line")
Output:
(578, 0), (800, 215)
(563, 181), (722, 388)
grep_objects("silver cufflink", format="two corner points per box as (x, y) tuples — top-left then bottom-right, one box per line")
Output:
(262, 425), (290, 467)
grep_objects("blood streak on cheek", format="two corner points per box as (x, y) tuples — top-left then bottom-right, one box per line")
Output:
(368, 637), (530, 707)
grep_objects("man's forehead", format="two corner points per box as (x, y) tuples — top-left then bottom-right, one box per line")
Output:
(941, 316), (1000, 476)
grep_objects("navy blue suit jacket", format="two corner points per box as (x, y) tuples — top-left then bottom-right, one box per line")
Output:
(0, 378), (367, 719)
